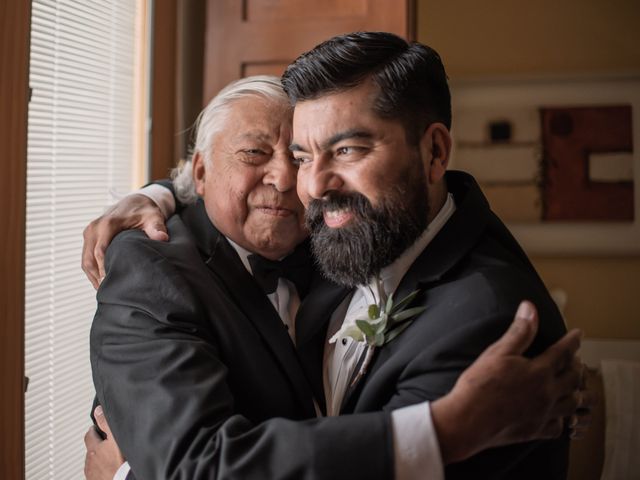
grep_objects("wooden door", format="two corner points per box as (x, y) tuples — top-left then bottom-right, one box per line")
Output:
(203, 0), (416, 102)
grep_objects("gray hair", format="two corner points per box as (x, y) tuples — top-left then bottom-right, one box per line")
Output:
(171, 75), (290, 204)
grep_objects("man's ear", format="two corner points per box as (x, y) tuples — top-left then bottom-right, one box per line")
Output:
(192, 152), (206, 196)
(419, 123), (452, 184)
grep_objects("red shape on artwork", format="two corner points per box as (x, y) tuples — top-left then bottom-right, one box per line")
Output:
(541, 105), (633, 221)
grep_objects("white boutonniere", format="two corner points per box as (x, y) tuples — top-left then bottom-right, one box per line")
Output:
(330, 278), (426, 387)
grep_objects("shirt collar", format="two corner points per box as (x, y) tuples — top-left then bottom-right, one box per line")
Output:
(226, 238), (255, 274)
(359, 193), (456, 303)
(226, 238), (299, 276)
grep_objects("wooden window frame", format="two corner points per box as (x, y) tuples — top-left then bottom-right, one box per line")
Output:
(0, 1), (30, 478)
(149, 0), (179, 180)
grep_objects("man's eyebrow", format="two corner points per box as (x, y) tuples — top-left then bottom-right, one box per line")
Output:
(236, 131), (270, 142)
(289, 129), (373, 152)
(289, 142), (306, 152)
(325, 129), (373, 149)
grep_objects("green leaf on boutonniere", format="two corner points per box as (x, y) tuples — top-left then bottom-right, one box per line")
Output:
(391, 306), (427, 324)
(390, 289), (421, 316)
(350, 287), (425, 347)
(330, 282), (426, 351)
(341, 285), (425, 387)
(384, 321), (414, 344)
(356, 319), (377, 338)
(385, 293), (395, 314)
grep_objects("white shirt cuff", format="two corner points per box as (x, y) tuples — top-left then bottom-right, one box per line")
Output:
(138, 183), (176, 219)
(392, 401), (444, 480)
(113, 461), (131, 480)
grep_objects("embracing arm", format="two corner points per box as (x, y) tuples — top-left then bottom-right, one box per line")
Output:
(81, 179), (176, 288)
(430, 302), (585, 463)
(89, 235), (585, 480)
(91, 231), (393, 480)
(378, 270), (582, 479)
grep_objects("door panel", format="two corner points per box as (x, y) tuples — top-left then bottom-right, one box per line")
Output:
(247, 0), (369, 20)
(243, 62), (291, 77)
(204, 0), (415, 102)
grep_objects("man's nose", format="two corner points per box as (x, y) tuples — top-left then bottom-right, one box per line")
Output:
(263, 151), (297, 193)
(305, 159), (343, 200)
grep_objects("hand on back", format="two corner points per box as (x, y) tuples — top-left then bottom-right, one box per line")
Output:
(432, 301), (591, 464)
(81, 194), (169, 289)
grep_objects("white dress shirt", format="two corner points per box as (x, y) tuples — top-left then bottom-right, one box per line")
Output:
(122, 185), (455, 480)
(113, 462), (130, 480)
(324, 193), (455, 480)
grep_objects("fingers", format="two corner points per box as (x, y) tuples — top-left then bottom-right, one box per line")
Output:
(94, 405), (114, 440)
(550, 379), (595, 420)
(550, 392), (579, 418)
(566, 404), (592, 439)
(93, 233), (114, 283)
(82, 216), (117, 289)
(484, 301), (539, 357)
(143, 218), (170, 242)
(538, 418), (564, 439)
(570, 364), (595, 439)
(84, 425), (102, 450)
(569, 408), (593, 439)
(544, 359), (580, 413)
(82, 224), (101, 289)
(538, 329), (582, 375)
(558, 356), (582, 390)
(81, 194), (169, 289)
(577, 386), (595, 410)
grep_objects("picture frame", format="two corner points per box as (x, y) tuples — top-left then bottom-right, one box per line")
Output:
(449, 75), (640, 255)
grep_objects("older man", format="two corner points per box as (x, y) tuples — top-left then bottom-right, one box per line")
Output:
(85, 72), (585, 480)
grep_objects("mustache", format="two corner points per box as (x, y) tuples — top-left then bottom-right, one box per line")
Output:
(253, 190), (302, 210)
(305, 191), (373, 229)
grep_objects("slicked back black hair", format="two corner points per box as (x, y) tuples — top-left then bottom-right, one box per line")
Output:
(281, 31), (451, 144)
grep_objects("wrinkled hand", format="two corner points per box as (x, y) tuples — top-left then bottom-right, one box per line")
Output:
(82, 194), (169, 288)
(432, 300), (590, 464)
(84, 406), (126, 480)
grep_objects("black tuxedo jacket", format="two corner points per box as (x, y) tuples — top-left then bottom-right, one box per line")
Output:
(91, 201), (394, 480)
(296, 171), (569, 479)
(93, 171), (567, 479)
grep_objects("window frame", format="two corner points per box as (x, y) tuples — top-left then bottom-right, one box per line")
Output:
(0, 1), (31, 478)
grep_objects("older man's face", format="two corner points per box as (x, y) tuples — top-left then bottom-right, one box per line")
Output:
(194, 95), (307, 260)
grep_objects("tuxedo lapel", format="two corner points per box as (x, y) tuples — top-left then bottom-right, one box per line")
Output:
(395, 171), (489, 302)
(343, 172), (491, 413)
(339, 345), (375, 413)
(181, 201), (317, 416)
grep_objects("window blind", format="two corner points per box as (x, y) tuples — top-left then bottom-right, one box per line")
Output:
(25, 1), (142, 477)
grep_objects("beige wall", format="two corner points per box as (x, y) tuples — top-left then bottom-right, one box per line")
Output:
(417, 0), (640, 77)
(417, 0), (640, 339)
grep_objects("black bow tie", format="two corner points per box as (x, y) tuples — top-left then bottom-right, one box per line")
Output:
(248, 248), (312, 298)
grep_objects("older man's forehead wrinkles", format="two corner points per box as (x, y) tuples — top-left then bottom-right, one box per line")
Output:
(234, 130), (273, 143)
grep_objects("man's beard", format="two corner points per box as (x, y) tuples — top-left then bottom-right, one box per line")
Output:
(305, 163), (430, 287)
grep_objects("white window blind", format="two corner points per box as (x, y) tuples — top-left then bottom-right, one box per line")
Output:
(25, 1), (143, 477)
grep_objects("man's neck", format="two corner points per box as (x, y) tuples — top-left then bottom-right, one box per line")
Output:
(363, 193), (456, 299)
(426, 180), (448, 224)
